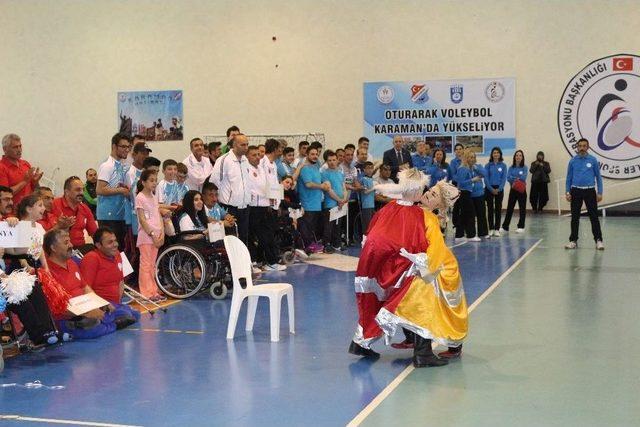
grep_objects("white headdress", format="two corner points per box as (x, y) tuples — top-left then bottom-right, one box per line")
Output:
(375, 168), (430, 203)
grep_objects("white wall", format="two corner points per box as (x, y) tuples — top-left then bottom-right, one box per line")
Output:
(1, 0), (639, 209)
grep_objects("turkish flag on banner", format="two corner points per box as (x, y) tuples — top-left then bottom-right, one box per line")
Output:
(613, 57), (633, 71)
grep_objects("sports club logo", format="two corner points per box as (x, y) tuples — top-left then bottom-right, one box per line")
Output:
(557, 54), (640, 179)
(376, 85), (394, 104)
(410, 84), (429, 104)
(485, 81), (505, 102)
(450, 85), (463, 104)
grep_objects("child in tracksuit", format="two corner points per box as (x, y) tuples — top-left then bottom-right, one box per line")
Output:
(359, 162), (376, 234)
(320, 151), (347, 253)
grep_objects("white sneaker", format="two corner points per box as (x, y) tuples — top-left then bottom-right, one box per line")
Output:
(564, 241), (577, 249)
(263, 263), (286, 271)
(596, 240), (605, 250)
(481, 235), (491, 239)
(499, 228), (508, 234)
(294, 249), (309, 260)
(493, 229), (501, 237)
(516, 228), (525, 234)
(469, 237), (482, 242)
(454, 237), (467, 243)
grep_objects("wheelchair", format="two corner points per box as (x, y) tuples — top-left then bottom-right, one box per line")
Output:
(273, 214), (305, 264)
(155, 231), (232, 300)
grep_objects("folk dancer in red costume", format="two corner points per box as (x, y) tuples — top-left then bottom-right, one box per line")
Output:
(348, 169), (468, 367)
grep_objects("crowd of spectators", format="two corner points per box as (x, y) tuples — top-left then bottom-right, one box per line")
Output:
(0, 128), (553, 357)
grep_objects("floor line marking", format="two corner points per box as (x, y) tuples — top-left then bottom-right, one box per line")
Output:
(449, 241), (468, 249)
(347, 238), (543, 427)
(468, 239), (543, 312)
(0, 414), (143, 427)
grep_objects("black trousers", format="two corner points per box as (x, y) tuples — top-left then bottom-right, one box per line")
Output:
(502, 190), (527, 230)
(455, 191), (476, 238)
(100, 220), (126, 251)
(300, 210), (322, 245)
(530, 182), (549, 211)
(322, 209), (341, 247)
(452, 197), (462, 232)
(472, 195), (489, 237)
(8, 283), (55, 345)
(249, 206), (279, 265)
(360, 208), (374, 235)
(220, 204), (250, 246)
(569, 188), (603, 242)
(485, 186), (504, 230)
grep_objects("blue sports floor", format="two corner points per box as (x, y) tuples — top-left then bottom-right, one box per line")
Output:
(2, 228), (542, 426)
(17, 217), (640, 426)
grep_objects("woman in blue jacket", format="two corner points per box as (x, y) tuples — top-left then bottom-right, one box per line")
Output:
(427, 148), (451, 184)
(470, 156), (489, 239)
(484, 147), (507, 236)
(454, 149), (483, 242)
(501, 150), (528, 233)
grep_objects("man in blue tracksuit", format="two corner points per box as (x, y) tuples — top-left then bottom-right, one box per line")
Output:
(565, 138), (604, 250)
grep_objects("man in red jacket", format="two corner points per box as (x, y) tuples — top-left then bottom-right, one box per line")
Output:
(0, 134), (43, 205)
(51, 176), (98, 250)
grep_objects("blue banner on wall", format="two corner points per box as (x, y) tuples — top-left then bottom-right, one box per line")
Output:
(364, 78), (516, 159)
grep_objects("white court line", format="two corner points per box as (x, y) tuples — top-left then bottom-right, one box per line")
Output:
(449, 241), (468, 249)
(0, 415), (143, 427)
(346, 238), (543, 427)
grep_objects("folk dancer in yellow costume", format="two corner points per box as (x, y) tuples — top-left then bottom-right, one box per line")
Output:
(348, 169), (468, 367)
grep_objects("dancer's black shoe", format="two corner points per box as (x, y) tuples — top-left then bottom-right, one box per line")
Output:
(348, 341), (380, 358)
(413, 336), (448, 367)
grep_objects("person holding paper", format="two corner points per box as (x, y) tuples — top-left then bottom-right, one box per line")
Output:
(44, 229), (118, 338)
(5, 194), (50, 272)
(202, 183), (236, 228)
(320, 151), (347, 254)
(79, 227), (140, 327)
(135, 170), (166, 302)
(247, 144), (285, 271)
(0, 187), (62, 347)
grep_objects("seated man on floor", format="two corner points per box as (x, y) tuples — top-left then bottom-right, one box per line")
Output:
(79, 227), (140, 327)
(44, 228), (120, 338)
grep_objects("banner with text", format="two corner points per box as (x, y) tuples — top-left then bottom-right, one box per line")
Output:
(364, 78), (516, 160)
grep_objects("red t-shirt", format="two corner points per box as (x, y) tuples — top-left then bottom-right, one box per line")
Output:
(51, 197), (98, 247)
(0, 156), (35, 205)
(79, 250), (123, 304)
(38, 210), (59, 231)
(47, 257), (85, 298)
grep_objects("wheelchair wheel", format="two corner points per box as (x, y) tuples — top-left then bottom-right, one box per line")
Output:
(155, 245), (207, 299)
(209, 282), (228, 300)
(281, 250), (295, 265)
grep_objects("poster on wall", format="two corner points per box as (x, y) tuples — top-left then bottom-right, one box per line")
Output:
(557, 54), (640, 180)
(363, 78), (516, 160)
(118, 90), (183, 141)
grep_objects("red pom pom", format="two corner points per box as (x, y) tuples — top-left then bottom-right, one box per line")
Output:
(38, 269), (71, 317)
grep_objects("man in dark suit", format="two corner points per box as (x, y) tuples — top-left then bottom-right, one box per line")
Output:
(382, 135), (413, 182)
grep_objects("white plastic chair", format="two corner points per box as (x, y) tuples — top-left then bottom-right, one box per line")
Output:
(224, 235), (295, 342)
